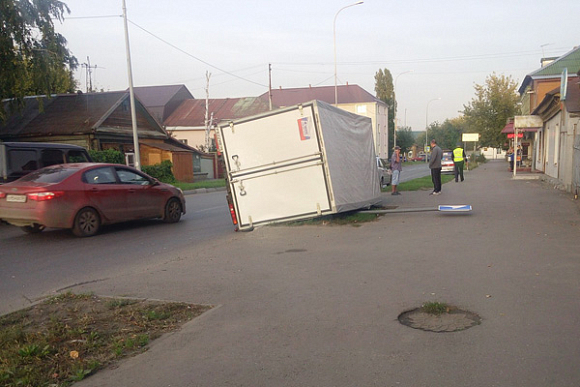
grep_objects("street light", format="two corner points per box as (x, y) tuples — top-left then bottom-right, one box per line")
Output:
(393, 70), (413, 149)
(334, 1), (363, 105)
(425, 97), (441, 163)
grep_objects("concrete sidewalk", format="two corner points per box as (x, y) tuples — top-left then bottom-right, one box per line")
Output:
(77, 160), (580, 387)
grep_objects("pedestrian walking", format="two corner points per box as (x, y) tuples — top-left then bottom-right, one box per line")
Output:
(429, 139), (442, 195)
(453, 143), (467, 182)
(390, 146), (402, 195)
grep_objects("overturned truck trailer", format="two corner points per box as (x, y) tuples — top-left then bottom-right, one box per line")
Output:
(216, 100), (381, 231)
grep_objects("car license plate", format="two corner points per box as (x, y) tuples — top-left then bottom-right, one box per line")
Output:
(6, 194), (27, 203)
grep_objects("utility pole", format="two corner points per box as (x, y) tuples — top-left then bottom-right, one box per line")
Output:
(268, 63), (273, 110)
(81, 56), (98, 93)
(204, 71), (211, 150)
(122, 0), (140, 170)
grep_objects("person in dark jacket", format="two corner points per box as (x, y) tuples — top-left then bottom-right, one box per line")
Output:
(428, 139), (442, 195)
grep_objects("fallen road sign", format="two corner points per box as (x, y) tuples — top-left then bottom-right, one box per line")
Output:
(438, 205), (472, 212)
(360, 204), (472, 214)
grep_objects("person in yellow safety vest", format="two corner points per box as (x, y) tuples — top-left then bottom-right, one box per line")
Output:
(453, 143), (467, 182)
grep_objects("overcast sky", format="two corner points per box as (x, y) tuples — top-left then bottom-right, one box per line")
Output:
(54, 0), (579, 132)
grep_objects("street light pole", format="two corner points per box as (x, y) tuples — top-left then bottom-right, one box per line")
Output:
(334, 1), (363, 105)
(425, 97), (441, 164)
(122, 0), (141, 170)
(393, 70), (413, 149)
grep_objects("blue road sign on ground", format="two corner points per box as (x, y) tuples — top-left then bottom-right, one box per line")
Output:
(438, 205), (472, 212)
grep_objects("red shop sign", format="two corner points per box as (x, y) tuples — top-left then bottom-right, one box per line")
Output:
(507, 133), (523, 139)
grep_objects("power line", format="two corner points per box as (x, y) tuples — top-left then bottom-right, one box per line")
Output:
(65, 15), (121, 19)
(127, 20), (268, 88)
(273, 47), (572, 67)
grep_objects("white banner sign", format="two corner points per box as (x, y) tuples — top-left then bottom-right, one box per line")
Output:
(462, 133), (480, 142)
(514, 115), (543, 128)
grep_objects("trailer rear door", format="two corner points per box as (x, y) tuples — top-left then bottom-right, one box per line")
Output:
(218, 104), (333, 229)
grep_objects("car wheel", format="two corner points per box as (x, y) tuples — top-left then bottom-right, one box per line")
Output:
(21, 224), (46, 234)
(72, 208), (101, 237)
(163, 198), (182, 223)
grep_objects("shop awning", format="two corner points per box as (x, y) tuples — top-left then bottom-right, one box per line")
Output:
(501, 121), (540, 134)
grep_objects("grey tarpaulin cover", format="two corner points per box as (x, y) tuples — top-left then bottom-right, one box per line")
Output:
(315, 100), (381, 212)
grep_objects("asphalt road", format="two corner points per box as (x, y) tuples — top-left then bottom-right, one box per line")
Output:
(0, 190), (232, 315)
(0, 166), (424, 316)
(399, 162), (430, 183)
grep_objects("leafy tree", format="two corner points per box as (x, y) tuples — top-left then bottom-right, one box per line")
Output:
(416, 117), (466, 151)
(462, 73), (520, 147)
(435, 117), (466, 150)
(0, 0), (78, 122)
(374, 68), (395, 153)
(395, 127), (415, 154)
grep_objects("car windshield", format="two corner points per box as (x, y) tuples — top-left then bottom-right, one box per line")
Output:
(17, 165), (79, 183)
(442, 152), (452, 160)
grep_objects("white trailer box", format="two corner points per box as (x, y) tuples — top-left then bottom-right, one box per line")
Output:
(217, 100), (381, 230)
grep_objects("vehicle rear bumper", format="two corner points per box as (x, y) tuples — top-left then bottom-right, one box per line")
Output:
(0, 206), (72, 228)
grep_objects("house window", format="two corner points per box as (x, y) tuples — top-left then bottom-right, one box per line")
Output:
(178, 139), (188, 145)
(193, 154), (201, 173)
(356, 105), (367, 114)
(125, 153), (135, 167)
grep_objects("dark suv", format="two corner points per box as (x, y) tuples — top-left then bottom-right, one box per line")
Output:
(0, 142), (92, 184)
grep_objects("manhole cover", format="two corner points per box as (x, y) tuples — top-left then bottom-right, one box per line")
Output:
(398, 305), (481, 332)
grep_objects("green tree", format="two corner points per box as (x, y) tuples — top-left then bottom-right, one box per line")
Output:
(395, 126), (415, 154)
(416, 117), (466, 151)
(0, 0), (78, 122)
(462, 73), (520, 147)
(374, 68), (395, 153)
(436, 117), (466, 150)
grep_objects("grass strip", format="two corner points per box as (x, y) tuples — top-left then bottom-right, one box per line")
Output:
(0, 292), (211, 387)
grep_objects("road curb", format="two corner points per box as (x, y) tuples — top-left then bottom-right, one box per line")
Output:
(183, 187), (226, 195)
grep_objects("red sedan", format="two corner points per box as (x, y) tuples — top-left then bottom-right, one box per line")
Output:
(0, 163), (186, 237)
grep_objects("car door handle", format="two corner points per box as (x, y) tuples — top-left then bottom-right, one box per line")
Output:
(128, 189), (136, 193)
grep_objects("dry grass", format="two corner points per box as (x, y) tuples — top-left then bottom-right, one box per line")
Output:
(0, 292), (211, 386)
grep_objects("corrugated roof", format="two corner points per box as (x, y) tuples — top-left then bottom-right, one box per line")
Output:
(133, 85), (192, 107)
(0, 92), (166, 139)
(258, 84), (382, 106)
(142, 140), (193, 153)
(519, 46), (580, 94)
(529, 46), (580, 77)
(164, 97), (272, 127)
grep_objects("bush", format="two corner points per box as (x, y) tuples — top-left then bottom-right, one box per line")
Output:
(469, 153), (487, 164)
(142, 161), (176, 184)
(89, 149), (125, 164)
